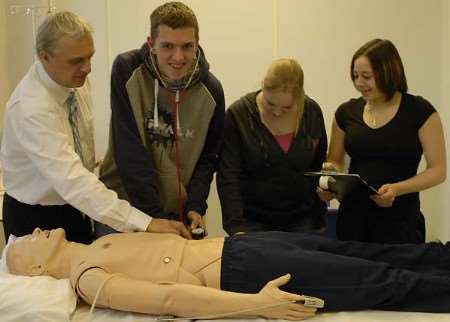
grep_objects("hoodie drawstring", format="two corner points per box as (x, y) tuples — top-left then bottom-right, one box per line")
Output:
(153, 80), (159, 128)
(173, 89), (184, 223)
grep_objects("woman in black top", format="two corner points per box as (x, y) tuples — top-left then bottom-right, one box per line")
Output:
(217, 59), (327, 236)
(318, 39), (446, 244)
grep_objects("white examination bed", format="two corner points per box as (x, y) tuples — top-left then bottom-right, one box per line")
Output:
(1, 270), (449, 322)
(72, 306), (450, 322)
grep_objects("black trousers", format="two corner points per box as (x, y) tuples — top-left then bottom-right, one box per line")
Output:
(221, 231), (450, 312)
(2, 193), (92, 244)
(337, 199), (425, 244)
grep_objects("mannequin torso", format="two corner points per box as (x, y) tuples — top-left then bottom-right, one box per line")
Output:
(182, 238), (224, 288)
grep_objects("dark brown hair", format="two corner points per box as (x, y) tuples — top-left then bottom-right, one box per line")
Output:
(150, 2), (199, 41)
(351, 39), (408, 101)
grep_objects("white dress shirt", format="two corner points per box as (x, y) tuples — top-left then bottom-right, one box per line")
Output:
(0, 61), (151, 232)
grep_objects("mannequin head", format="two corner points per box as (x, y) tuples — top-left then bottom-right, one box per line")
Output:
(6, 228), (67, 276)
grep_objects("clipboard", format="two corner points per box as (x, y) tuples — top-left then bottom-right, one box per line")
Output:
(304, 171), (378, 202)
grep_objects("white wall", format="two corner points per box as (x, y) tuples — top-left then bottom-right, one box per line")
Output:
(3, 0), (449, 240)
(0, 2), (9, 125)
(4, 0), (48, 97)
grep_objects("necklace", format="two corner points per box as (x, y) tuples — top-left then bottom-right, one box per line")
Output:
(365, 92), (402, 129)
(366, 105), (377, 128)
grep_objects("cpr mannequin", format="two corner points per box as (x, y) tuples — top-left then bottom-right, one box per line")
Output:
(6, 228), (317, 320)
(6, 228), (450, 320)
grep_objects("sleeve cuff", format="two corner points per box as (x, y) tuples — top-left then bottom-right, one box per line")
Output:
(125, 209), (152, 232)
(185, 203), (206, 216)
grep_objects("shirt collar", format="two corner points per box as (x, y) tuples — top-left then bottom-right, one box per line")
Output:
(36, 60), (74, 105)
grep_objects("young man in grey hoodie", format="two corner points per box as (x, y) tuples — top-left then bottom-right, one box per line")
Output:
(97, 2), (225, 237)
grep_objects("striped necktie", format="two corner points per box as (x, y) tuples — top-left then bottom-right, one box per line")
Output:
(67, 91), (85, 165)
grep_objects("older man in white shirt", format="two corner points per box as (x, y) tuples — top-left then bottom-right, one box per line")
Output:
(1, 11), (190, 243)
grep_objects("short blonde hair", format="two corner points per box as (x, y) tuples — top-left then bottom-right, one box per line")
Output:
(262, 58), (305, 116)
(36, 11), (93, 55)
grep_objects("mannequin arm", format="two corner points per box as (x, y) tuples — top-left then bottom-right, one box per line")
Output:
(77, 268), (316, 320)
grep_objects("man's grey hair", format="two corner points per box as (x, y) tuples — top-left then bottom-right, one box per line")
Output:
(36, 11), (93, 55)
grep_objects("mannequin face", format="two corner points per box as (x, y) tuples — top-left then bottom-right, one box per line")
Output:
(7, 228), (67, 275)
(148, 25), (197, 81)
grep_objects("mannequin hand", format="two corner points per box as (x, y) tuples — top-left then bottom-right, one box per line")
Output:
(146, 218), (192, 239)
(187, 211), (207, 237)
(321, 162), (338, 172)
(370, 183), (397, 207)
(316, 187), (337, 202)
(254, 274), (317, 320)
